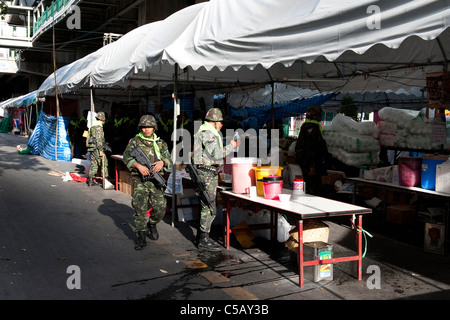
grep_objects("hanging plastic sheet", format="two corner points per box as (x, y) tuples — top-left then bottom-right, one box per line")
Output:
(27, 110), (72, 161)
(229, 93), (336, 129)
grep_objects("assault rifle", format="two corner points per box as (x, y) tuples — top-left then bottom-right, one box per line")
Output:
(185, 163), (214, 211)
(129, 147), (167, 187)
(88, 135), (112, 152)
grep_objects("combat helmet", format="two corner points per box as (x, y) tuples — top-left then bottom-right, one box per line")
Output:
(138, 114), (158, 130)
(96, 111), (106, 121)
(205, 108), (223, 121)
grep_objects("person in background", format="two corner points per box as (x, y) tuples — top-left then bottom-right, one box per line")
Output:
(87, 112), (108, 187)
(295, 106), (329, 196)
(122, 115), (172, 250)
(68, 113), (82, 159)
(79, 109), (89, 158)
(193, 108), (238, 251)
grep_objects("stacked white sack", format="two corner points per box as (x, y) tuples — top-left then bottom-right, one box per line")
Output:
(323, 114), (380, 167)
(377, 107), (444, 150)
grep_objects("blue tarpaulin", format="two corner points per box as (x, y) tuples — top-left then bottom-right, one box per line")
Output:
(229, 93), (336, 128)
(13, 91), (37, 108)
(27, 110), (72, 161)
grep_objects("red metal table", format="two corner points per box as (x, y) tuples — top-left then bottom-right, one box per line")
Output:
(219, 189), (372, 287)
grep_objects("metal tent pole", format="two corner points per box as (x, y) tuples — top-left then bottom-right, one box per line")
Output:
(171, 63), (179, 227)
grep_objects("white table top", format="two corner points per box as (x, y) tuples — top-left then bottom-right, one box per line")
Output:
(347, 177), (450, 198)
(220, 189), (371, 219)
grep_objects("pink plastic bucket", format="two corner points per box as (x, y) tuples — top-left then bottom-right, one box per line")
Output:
(398, 157), (422, 187)
(231, 157), (257, 193)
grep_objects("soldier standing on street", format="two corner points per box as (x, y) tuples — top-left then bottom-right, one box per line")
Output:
(87, 112), (108, 187)
(123, 115), (172, 250)
(193, 108), (238, 251)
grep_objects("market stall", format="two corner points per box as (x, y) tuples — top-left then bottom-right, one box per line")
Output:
(25, 0), (450, 254)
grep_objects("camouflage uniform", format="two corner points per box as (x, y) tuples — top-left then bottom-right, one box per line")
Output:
(88, 112), (108, 180)
(122, 115), (172, 249)
(193, 108), (234, 235)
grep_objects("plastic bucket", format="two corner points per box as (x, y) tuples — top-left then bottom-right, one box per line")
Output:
(421, 155), (448, 190)
(230, 157), (257, 193)
(260, 175), (283, 200)
(398, 157), (422, 187)
(254, 166), (284, 196)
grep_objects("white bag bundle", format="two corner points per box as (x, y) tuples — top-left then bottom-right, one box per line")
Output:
(378, 107), (420, 127)
(324, 114), (380, 166)
(329, 113), (379, 137)
(328, 147), (379, 167)
(323, 131), (380, 153)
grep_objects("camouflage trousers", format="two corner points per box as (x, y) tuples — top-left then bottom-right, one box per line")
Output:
(198, 169), (218, 233)
(89, 150), (108, 177)
(132, 179), (166, 232)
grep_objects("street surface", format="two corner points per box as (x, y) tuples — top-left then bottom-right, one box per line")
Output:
(1, 132), (450, 308)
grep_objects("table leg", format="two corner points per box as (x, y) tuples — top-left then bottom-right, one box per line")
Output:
(297, 220), (304, 287)
(271, 211), (276, 241)
(224, 197), (231, 249)
(356, 214), (363, 280)
(114, 159), (119, 191)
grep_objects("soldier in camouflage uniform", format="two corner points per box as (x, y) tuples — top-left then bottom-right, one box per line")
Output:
(87, 111), (108, 187)
(295, 106), (330, 196)
(123, 115), (172, 250)
(193, 108), (238, 251)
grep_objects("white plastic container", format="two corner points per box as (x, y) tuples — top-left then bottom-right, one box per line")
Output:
(278, 194), (291, 203)
(230, 157), (257, 193)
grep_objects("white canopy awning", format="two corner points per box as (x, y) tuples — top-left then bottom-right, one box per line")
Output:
(36, 0), (450, 97)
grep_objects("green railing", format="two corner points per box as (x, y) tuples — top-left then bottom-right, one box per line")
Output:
(33, 0), (69, 36)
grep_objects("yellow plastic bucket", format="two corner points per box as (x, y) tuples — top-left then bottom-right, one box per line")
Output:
(254, 166), (283, 196)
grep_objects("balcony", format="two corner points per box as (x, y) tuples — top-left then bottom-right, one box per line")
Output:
(32, 0), (80, 40)
(0, 3), (33, 49)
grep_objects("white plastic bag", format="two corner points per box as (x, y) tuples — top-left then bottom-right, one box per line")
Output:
(164, 172), (183, 195)
(277, 214), (294, 242)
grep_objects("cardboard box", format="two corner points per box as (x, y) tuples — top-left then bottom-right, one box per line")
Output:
(321, 171), (345, 186)
(119, 170), (134, 196)
(176, 188), (200, 222)
(424, 222), (445, 255)
(386, 205), (416, 224)
(435, 163), (450, 194)
(418, 207), (445, 223)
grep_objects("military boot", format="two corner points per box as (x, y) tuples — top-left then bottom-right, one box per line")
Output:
(134, 231), (147, 250)
(147, 223), (159, 240)
(87, 176), (98, 187)
(197, 232), (221, 252)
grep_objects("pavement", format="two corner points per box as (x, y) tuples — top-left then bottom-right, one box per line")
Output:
(1, 132), (450, 305)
